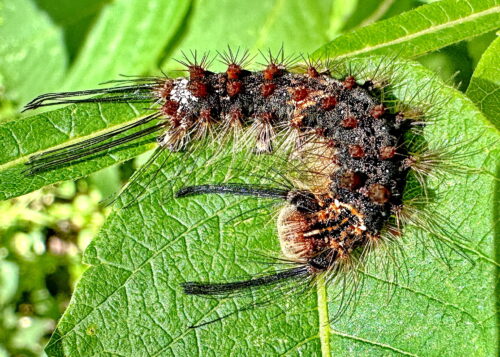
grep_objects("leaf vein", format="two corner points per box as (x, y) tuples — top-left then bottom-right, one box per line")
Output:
(335, 5), (500, 59)
(330, 329), (420, 356)
(49, 199), (245, 346)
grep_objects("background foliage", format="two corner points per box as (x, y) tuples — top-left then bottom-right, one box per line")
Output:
(0, 0), (498, 356)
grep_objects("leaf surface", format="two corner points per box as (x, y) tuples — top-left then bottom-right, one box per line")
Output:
(314, 0), (500, 59)
(466, 35), (500, 129)
(161, 0), (334, 70)
(33, 0), (112, 61)
(0, 0), (67, 104)
(0, 103), (154, 200)
(45, 60), (498, 356)
(63, 0), (191, 90)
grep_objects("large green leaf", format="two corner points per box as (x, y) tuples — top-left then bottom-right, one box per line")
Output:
(0, 0), (67, 105)
(314, 0), (500, 59)
(466, 35), (500, 129)
(45, 59), (498, 356)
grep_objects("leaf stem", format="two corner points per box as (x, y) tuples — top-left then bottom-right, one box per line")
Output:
(317, 274), (331, 357)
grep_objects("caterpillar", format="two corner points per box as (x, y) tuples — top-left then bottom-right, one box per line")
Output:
(23, 47), (469, 327)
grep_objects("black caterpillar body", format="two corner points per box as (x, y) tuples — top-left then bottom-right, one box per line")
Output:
(152, 58), (410, 273)
(24, 50), (428, 310)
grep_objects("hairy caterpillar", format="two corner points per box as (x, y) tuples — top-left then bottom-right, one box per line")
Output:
(23, 47), (475, 328)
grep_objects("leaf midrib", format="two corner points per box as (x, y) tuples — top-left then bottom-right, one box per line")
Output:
(317, 274), (331, 357)
(332, 5), (500, 59)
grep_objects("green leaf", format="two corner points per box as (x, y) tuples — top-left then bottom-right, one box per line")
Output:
(0, 103), (155, 200)
(161, 0), (333, 70)
(341, 0), (421, 32)
(314, 0), (500, 59)
(45, 59), (498, 356)
(417, 42), (474, 91)
(0, 0), (68, 104)
(466, 31), (497, 67)
(33, 0), (112, 61)
(343, 0), (418, 31)
(63, 0), (191, 90)
(466, 35), (500, 129)
(327, 0), (359, 39)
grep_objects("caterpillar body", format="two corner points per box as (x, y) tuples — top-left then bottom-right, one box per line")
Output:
(23, 49), (466, 326)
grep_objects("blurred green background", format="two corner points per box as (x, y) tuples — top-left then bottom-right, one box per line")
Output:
(0, 0), (496, 355)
